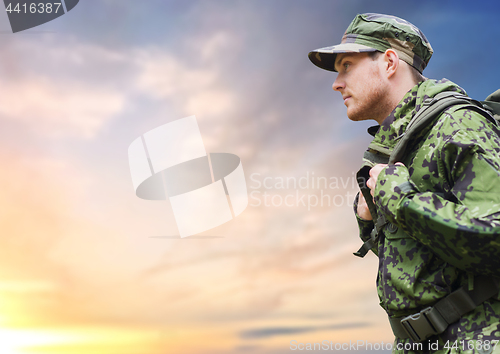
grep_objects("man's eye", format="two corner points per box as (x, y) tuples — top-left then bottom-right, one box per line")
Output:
(344, 63), (350, 70)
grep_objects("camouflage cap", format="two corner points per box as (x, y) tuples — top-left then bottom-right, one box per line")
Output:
(308, 13), (433, 73)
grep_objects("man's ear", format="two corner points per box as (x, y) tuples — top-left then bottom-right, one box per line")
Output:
(383, 49), (399, 79)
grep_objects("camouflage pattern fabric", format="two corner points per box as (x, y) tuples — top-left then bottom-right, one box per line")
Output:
(354, 79), (500, 353)
(390, 322), (500, 354)
(309, 13), (433, 73)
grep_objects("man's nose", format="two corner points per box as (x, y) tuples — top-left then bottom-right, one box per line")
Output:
(332, 75), (344, 91)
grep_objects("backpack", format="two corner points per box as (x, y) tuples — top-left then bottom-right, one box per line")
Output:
(355, 89), (500, 258)
(354, 90), (500, 343)
(389, 89), (500, 164)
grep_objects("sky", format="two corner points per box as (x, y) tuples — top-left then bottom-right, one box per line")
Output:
(0, 1), (499, 353)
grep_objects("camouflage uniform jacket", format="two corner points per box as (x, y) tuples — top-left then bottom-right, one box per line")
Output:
(355, 79), (500, 348)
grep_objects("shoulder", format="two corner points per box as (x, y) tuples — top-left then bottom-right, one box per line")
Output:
(425, 104), (500, 150)
(411, 103), (500, 168)
(434, 104), (498, 135)
(431, 105), (500, 170)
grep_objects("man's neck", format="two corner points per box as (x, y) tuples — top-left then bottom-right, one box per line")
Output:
(375, 80), (419, 125)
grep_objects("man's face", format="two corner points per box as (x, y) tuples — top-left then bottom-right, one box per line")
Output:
(332, 52), (390, 123)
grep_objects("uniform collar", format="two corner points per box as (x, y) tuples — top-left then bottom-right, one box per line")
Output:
(368, 79), (466, 152)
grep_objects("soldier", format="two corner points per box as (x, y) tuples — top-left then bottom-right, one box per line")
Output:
(308, 13), (500, 353)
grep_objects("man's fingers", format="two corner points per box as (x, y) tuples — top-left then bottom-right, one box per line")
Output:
(366, 177), (373, 190)
(357, 192), (373, 221)
(366, 163), (390, 192)
(369, 163), (387, 178)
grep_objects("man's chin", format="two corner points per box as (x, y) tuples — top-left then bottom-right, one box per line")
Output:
(346, 110), (366, 122)
(346, 106), (375, 122)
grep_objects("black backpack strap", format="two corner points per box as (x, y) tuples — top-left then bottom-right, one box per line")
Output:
(354, 147), (391, 257)
(384, 92), (500, 340)
(481, 99), (500, 120)
(356, 165), (378, 220)
(389, 92), (478, 164)
(389, 275), (500, 342)
(354, 149), (392, 258)
(355, 91), (496, 258)
(353, 212), (389, 257)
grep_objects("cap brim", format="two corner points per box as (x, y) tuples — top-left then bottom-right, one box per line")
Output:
(308, 43), (378, 72)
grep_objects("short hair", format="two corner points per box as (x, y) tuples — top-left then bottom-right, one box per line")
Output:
(368, 50), (426, 84)
(409, 66), (426, 84)
(367, 51), (382, 60)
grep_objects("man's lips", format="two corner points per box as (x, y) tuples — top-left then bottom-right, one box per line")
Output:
(343, 96), (351, 105)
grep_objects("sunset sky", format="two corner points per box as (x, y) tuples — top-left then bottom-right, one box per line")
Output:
(0, 1), (499, 353)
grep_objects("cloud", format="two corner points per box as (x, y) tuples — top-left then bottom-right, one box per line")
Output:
(0, 24), (366, 332)
(135, 32), (238, 119)
(0, 29), (246, 142)
(0, 29), (242, 141)
(0, 151), (89, 326)
(0, 280), (57, 293)
(0, 3), (391, 351)
(239, 322), (371, 339)
(0, 37), (134, 139)
(0, 76), (124, 138)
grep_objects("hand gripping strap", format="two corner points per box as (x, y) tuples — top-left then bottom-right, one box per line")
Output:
(353, 209), (389, 258)
(356, 165), (378, 221)
(354, 151), (392, 258)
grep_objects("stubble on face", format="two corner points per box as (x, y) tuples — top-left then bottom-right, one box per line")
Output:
(345, 59), (392, 123)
